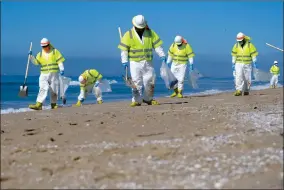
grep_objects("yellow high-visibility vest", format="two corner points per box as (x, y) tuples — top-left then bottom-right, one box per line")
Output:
(270, 65), (280, 75)
(168, 43), (195, 64)
(231, 41), (258, 64)
(80, 69), (103, 90)
(34, 48), (65, 74)
(118, 28), (163, 62)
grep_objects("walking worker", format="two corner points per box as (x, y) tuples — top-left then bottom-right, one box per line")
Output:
(118, 14), (167, 107)
(166, 35), (195, 98)
(29, 38), (65, 110)
(270, 60), (280, 88)
(231, 32), (258, 96)
(73, 69), (103, 107)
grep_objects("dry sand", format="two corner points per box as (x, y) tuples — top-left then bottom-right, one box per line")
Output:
(1, 88), (283, 189)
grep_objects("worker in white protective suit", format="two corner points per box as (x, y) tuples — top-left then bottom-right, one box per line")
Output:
(167, 35), (195, 98)
(231, 32), (258, 96)
(73, 69), (103, 107)
(29, 38), (65, 110)
(270, 60), (280, 88)
(118, 15), (166, 107)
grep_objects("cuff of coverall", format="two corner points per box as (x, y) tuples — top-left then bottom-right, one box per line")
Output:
(232, 57), (236, 64)
(121, 50), (128, 63)
(58, 62), (64, 71)
(166, 56), (172, 64)
(155, 46), (166, 57)
(252, 57), (257, 63)
(189, 58), (194, 65)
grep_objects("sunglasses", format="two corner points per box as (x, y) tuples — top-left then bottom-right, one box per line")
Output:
(42, 44), (50, 48)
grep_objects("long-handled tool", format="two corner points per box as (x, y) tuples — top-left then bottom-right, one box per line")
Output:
(123, 64), (137, 89)
(19, 42), (33, 97)
(266, 43), (284, 52)
(118, 26), (136, 89)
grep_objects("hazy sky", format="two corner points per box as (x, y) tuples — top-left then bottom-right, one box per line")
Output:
(1, 1), (283, 76)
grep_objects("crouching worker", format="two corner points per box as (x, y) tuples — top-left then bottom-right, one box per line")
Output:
(73, 69), (103, 107)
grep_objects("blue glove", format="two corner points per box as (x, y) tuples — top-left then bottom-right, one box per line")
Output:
(122, 62), (128, 69)
(232, 64), (235, 71)
(94, 81), (100, 87)
(60, 70), (64, 76)
(28, 50), (32, 56)
(189, 64), (194, 71)
(160, 56), (166, 63)
(253, 62), (258, 69)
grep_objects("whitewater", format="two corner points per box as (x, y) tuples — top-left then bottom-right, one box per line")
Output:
(1, 75), (282, 115)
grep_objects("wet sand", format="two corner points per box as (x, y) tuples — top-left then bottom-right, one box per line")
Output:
(1, 88), (283, 189)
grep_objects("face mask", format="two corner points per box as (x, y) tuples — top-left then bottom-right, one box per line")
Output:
(238, 40), (244, 45)
(135, 27), (145, 33)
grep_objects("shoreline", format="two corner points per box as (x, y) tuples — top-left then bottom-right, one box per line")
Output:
(1, 88), (283, 188)
(1, 83), (280, 114)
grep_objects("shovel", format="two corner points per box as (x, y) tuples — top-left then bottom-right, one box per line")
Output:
(266, 43), (284, 52)
(118, 26), (137, 89)
(19, 42), (33, 97)
(122, 66), (136, 89)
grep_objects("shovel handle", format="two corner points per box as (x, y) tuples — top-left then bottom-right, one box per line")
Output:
(118, 27), (122, 40)
(266, 43), (284, 52)
(125, 66), (128, 79)
(24, 42), (33, 84)
(119, 27), (128, 78)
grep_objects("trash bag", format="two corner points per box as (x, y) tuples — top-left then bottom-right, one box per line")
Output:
(59, 76), (71, 104)
(253, 68), (271, 82)
(194, 68), (203, 78)
(98, 79), (112, 92)
(189, 69), (201, 89)
(160, 62), (178, 89)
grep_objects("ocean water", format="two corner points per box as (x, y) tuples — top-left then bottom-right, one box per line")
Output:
(1, 74), (282, 114)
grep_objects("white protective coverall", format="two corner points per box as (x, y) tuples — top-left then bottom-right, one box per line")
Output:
(167, 57), (193, 90)
(31, 51), (64, 104)
(120, 30), (165, 103)
(270, 74), (279, 87)
(234, 61), (253, 92)
(231, 39), (258, 93)
(78, 85), (102, 102)
(270, 64), (280, 87)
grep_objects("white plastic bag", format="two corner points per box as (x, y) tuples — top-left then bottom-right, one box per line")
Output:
(98, 79), (112, 92)
(253, 68), (271, 82)
(59, 76), (71, 99)
(189, 69), (201, 89)
(160, 62), (178, 89)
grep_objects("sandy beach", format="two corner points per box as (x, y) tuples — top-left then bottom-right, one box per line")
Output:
(1, 88), (283, 189)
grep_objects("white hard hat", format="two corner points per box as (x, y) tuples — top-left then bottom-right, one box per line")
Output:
(40, 38), (50, 46)
(78, 75), (85, 83)
(236, 32), (245, 41)
(132, 15), (147, 29)
(274, 60), (278, 64)
(174, 35), (183, 45)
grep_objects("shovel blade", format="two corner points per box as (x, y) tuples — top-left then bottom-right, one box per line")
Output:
(122, 76), (136, 89)
(18, 85), (28, 97)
